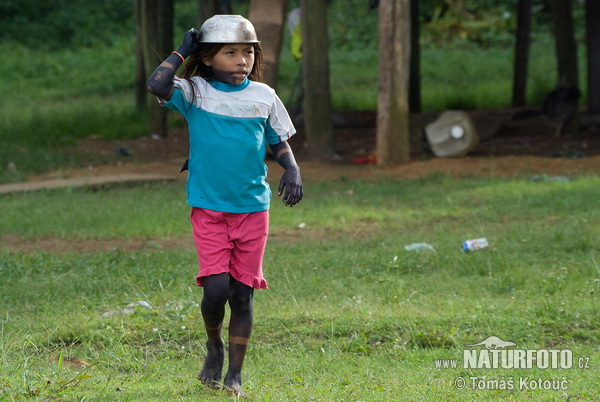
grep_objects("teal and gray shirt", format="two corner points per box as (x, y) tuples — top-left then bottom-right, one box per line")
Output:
(160, 76), (295, 213)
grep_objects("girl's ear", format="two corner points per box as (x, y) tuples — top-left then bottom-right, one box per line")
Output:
(202, 57), (211, 67)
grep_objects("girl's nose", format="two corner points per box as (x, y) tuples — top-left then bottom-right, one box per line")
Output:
(238, 57), (247, 66)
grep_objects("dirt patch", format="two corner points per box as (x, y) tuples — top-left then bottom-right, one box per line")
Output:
(27, 110), (600, 183)
(0, 234), (196, 254)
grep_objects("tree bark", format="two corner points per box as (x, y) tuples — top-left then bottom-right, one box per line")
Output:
(586, 0), (600, 114)
(157, 0), (174, 57)
(377, 0), (411, 166)
(300, 0), (334, 161)
(550, 0), (578, 88)
(141, 0), (172, 138)
(409, 0), (421, 113)
(199, 0), (217, 25)
(512, 0), (532, 107)
(249, 0), (288, 89)
(134, 0), (146, 110)
(198, 0), (231, 26)
(550, 0), (579, 136)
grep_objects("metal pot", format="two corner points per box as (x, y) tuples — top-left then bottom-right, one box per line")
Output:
(199, 15), (259, 44)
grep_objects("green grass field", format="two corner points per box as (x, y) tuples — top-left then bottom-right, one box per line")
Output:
(1, 174), (598, 400)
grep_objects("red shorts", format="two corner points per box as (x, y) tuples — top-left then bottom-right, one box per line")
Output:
(190, 208), (269, 289)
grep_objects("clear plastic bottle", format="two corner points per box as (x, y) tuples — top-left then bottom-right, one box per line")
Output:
(462, 238), (489, 252)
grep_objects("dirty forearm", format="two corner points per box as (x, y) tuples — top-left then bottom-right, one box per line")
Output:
(145, 49), (187, 100)
(270, 142), (299, 171)
(146, 29), (201, 101)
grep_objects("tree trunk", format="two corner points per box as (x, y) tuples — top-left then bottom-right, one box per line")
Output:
(248, 0), (288, 88)
(158, 0), (174, 57)
(409, 0), (421, 113)
(134, 0), (146, 110)
(141, 0), (172, 138)
(377, 0), (411, 166)
(300, 0), (334, 161)
(198, 0), (217, 25)
(550, 0), (579, 135)
(512, 0), (532, 107)
(551, 0), (578, 88)
(586, 0), (600, 114)
(198, 0), (231, 26)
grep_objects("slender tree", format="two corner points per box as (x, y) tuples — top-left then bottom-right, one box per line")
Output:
(549, 0), (579, 135)
(134, 0), (146, 110)
(512, 0), (532, 107)
(550, 0), (578, 88)
(409, 0), (421, 113)
(198, 0), (231, 25)
(377, 0), (411, 165)
(248, 0), (288, 89)
(586, 0), (600, 114)
(141, 0), (173, 138)
(300, 0), (334, 161)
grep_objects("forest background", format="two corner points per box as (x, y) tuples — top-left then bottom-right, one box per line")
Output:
(0, 0), (589, 181)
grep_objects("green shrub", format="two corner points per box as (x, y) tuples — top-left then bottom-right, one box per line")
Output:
(0, 0), (134, 49)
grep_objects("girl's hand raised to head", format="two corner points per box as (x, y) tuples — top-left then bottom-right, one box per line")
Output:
(178, 28), (202, 59)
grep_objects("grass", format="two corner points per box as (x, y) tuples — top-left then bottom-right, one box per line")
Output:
(1, 174), (598, 400)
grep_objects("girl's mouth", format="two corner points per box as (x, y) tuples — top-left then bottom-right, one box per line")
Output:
(211, 68), (248, 85)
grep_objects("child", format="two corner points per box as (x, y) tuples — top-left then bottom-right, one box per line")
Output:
(146, 15), (303, 398)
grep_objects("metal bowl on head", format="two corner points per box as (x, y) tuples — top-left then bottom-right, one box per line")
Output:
(199, 15), (259, 44)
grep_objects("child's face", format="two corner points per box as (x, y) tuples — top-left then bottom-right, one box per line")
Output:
(203, 44), (255, 86)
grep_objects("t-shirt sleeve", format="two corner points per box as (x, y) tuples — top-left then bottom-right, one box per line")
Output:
(265, 92), (296, 145)
(158, 76), (194, 117)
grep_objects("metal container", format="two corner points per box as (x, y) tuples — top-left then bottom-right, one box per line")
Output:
(199, 15), (259, 44)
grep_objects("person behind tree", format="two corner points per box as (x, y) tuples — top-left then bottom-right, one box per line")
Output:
(146, 14), (303, 398)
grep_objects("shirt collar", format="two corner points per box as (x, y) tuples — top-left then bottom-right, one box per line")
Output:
(209, 78), (250, 92)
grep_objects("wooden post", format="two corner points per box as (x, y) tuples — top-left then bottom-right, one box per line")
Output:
(377, 0), (411, 166)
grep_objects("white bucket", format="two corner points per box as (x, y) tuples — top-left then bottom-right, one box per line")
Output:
(425, 111), (479, 157)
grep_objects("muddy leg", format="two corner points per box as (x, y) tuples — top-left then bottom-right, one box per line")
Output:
(223, 277), (254, 398)
(198, 273), (229, 389)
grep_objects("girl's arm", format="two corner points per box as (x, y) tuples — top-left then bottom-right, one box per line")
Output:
(269, 141), (303, 207)
(146, 28), (201, 101)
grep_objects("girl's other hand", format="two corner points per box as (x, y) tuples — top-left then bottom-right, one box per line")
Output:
(279, 167), (303, 207)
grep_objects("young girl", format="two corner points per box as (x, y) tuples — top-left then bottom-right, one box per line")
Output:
(146, 15), (303, 398)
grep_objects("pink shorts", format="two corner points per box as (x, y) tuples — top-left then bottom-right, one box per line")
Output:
(190, 207), (269, 289)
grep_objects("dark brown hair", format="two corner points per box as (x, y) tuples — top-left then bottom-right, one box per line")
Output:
(181, 42), (264, 83)
(178, 43), (263, 108)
